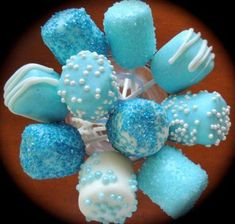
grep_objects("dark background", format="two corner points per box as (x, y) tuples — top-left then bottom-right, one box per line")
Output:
(0, 0), (234, 223)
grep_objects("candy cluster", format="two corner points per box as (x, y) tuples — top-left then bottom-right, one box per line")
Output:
(3, 0), (231, 223)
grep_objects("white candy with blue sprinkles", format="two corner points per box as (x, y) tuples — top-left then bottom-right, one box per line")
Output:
(58, 50), (119, 122)
(77, 151), (138, 224)
(20, 122), (85, 179)
(106, 98), (169, 158)
(161, 90), (231, 147)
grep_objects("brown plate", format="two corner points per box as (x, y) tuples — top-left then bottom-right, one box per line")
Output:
(0, 0), (234, 223)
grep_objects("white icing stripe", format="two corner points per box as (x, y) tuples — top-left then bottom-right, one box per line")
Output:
(205, 53), (215, 68)
(5, 76), (57, 106)
(188, 40), (208, 72)
(4, 63), (54, 94)
(6, 77), (58, 110)
(168, 28), (195, 64)
(168, 28), (214, 72)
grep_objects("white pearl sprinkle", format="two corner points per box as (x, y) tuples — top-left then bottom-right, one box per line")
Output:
(73, 65), (79, 70)
(64, 79), (70, 85)
(98, 59), (104, 65)
(194, 120), (200, 125)
(61, 90), (66, 96)
(208, 134), (214, 139)
(86, 65), (93, 71)
(184, 109), (190, 114)
(95, 94), (101, 99)
(70, 55), (76, 60)
(62, 65), (66, 70)
(57, 90), (61, 96)
(95, 88), (101, 94)
(68, 63), (73, 68)
(83, 70), (89, 76)
(61, 98), (65, 103)
(79, 79), (85, 85)
(212, 109), (217, 114)
(207, 112), (212, 117)
(77, 98), (82, 103)
(70, 80), (76, 86)
(71, 97), (77, 103)
(65, 74), (70, 78)
(110, 65), (114, 70)
(84, 85), (90, 92)
(95, 71), (101, 77)
(192, 105), (198, 110)
(81, 54), (86, 59)
(93, 53), (99, 59)
(99, 66), (105, 73)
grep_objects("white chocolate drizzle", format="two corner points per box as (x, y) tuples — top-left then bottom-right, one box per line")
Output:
(168, 28), (215, 72)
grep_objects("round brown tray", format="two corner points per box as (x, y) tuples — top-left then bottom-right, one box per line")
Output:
(0, 0), (234, 223)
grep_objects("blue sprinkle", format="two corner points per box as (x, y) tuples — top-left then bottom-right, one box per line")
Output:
(20, 122), (85, 179)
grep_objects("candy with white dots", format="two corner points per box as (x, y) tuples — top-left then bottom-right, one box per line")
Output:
(3, 63), (68, 122)
(77, 151), (138, 224)
(138, 145), (208, 219)
(41, 8), (107, 65)
(104, 0), (156, 69)
(161, 91), (231, 147)
(58, 50), (119, 121)
(106, 98), (169, 158)
(151, 28), (215, 93)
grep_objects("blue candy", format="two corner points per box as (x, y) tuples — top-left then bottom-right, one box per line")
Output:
(138, 145), (208, 218)
(106, 98), (169, 158)
(41, 8), (107, 65)
(4, 63), (68, 122)
(161, 91), (231, 147)
(20, 123), (85, 179)
(58, 51), (119, 122)
(151, 28), (215, 93)
(104, 0), (156, 69)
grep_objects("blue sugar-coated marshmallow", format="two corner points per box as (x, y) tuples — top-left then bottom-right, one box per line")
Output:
(151, 28), (215, 93)
(161, 91), (231, 147)
(20, 123), (85, 179)
(106, 98), (169, 158)
(3, 64), (68, 122)
(104, 0), (156, 69)
(58, 50), (119, 122)
(138, 145), (208, 219)
(41, 8), (107, 65)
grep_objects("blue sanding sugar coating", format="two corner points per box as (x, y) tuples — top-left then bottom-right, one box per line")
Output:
(106, 98), (169, 158)
(20, 122), (85, 179)
(41, 8), (107, 65)
(104, 0), (156, 69)
(138, 145), (208, 218)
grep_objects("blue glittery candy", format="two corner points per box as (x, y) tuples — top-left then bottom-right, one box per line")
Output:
(106, 98), (169, 158)
(104, 0), (156, 69)
(3, 64), (68, 122)
(20, 123), (85, 179)
(58, 50), (119, 122)
(41, 8), (107, 65)
(138, 145), (208, 219)
(161, 90), (231, 147)
(151, 28), (215, 93)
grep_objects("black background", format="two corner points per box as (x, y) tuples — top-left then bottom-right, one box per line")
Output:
(0, 0), (234, 223)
